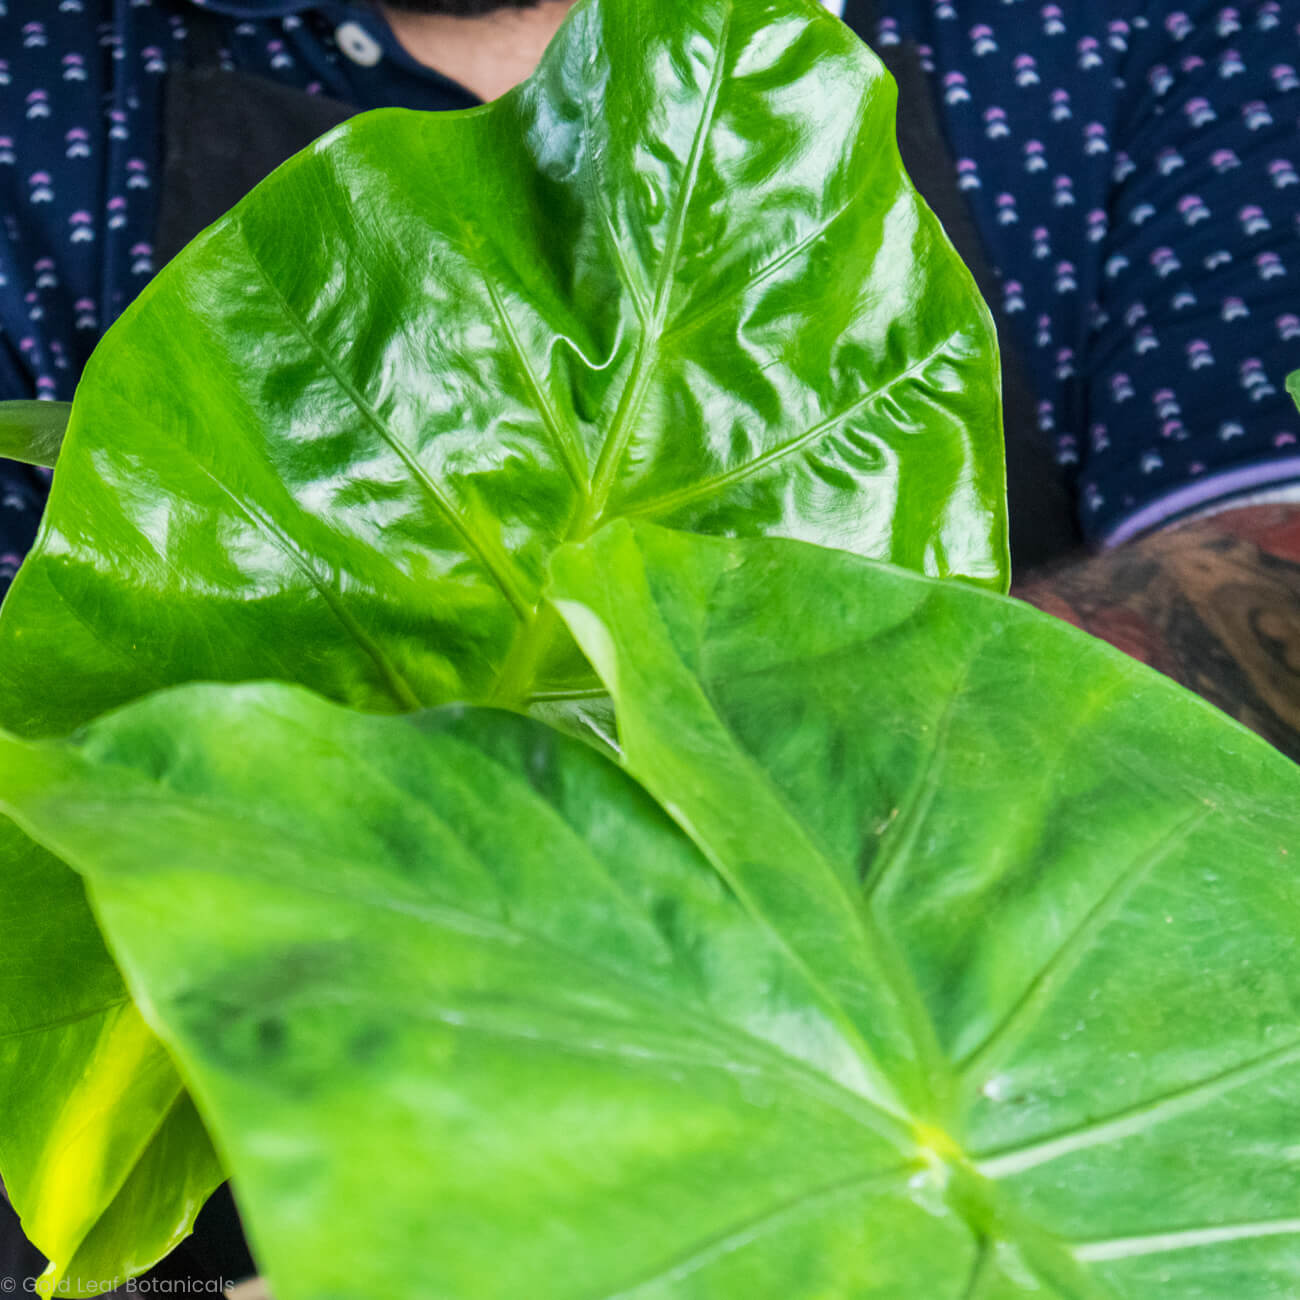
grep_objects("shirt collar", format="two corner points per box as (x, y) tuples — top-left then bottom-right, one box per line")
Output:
(187, 0), (369, 17)
(193, 0), (853, 19)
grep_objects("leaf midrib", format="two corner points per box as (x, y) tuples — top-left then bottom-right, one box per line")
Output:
(495, 9), (736, 701)
(575, 4), (735, 536)
(27, 1027), (189, 1289)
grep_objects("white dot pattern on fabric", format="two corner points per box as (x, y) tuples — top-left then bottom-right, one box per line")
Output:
(884, 0), (1300, 544)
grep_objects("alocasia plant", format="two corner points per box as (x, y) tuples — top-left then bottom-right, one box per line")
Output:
(2, 525), (1299, 1299)
(0, 0), (1008, 1289)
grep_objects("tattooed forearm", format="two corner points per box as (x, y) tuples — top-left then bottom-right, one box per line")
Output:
(1014, 505), (1300, 764)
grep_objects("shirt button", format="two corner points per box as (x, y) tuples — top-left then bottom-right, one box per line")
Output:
(335, 21), (383, 67)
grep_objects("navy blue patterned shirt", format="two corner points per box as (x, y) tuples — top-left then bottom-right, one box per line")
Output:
(883, 0), (1300, 545)
(1, 0), (1298, 588)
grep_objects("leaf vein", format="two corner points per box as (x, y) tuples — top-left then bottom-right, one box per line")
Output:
(975, 1037), (1300, 1179)
(660, 180), (871, 348)
(956, 805), (1213, 1084)
(480, 273), (589, 491)
(170, 451), (424, 712)
(239, 235), (534, 621)
(1073, 1219), (1300, 1263)
(82, 787), (915, 1153)
(601, 1166), (917, 1299)
(623, 329), (964, 522)
(0, 996), (131, 1043)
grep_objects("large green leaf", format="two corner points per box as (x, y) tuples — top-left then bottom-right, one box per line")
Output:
(0, 0), (1005, 1278)
(0, 0), (1004, 743)
(2, 534), (1299, 1297)
(548, 526), (1300, 1296)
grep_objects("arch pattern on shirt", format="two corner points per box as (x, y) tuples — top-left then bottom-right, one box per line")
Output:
(881, 0), (1300, 544)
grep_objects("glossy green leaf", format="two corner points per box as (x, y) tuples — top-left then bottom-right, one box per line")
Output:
(29, 1098), (222, 1299)
(0, 0), (1004, 743)
(0, 0), (1005, 1277)
(0, 401), (70, 468)
(1287, 368), (1299, 415)
(2, 531), (1299, 1297)
(0, 818), (225, 1298)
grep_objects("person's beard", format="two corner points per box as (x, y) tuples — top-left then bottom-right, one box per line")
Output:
(379, 0), (542, 14)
